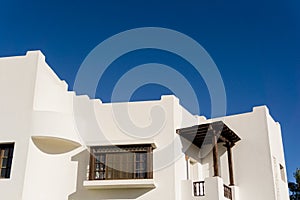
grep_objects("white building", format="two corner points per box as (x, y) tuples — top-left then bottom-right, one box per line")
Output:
(0, 51), (289, 200)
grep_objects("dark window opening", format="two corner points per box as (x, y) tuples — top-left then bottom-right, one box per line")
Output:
(279, 164), (286, 182)
(0, 143), (14, 179)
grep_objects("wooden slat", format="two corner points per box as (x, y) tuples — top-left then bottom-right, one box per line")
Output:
(177, 121), (241, 149)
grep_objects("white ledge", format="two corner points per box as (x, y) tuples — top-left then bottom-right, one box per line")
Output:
(83, 179), (156, 189)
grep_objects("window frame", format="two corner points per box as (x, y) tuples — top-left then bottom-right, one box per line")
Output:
(89, 144), (154, 180)
(0, 143), (14, 179)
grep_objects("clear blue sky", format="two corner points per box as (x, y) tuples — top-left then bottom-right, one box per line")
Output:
(0, 0), (299, 181)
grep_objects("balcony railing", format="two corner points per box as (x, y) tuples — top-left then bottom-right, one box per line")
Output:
(192, 180), (233, 199)
(193, 181), (205, 196)
(223, 184), (232, 199)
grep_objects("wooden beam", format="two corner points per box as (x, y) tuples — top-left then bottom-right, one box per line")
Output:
(218, 135), (230, 143)
(185, 155), (189, 180)
(89, 153), (95, 180)
(212, 135), (219, 177)
(226, 142), (235, 186)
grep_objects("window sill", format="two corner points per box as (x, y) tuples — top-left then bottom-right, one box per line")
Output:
(83, 179), (156, 189)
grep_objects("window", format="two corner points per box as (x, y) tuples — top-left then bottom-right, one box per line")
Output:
(0, 143), (14, 179)
(89, 144), (154, 180)
(279, 164), (286, 182)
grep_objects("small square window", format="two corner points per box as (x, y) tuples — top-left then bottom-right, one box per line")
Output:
(279, 164), (286, 182)
(0, 143), (14, 179)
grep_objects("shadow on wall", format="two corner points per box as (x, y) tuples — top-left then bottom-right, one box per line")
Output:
(180, 136), (227, 178)
(68, 150), (153, 200)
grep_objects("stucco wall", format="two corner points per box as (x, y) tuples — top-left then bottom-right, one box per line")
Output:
(0, 51), (290, 200)
(0, 51), (82, 200)
(266, 113), (289, 200)
(70, 95), (193, 200)
(215, 106), (285, 200)
(0, 51), (40, 199)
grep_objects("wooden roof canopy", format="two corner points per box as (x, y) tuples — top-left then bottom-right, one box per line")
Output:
(176, 121), (241, 148)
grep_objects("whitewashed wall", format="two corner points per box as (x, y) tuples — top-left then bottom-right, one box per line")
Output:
(0, 51), (290, 200)
(0, 51), (39, 199)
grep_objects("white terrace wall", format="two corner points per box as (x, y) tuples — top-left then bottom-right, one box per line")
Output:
(0, 51), (40, 199)
(0, 51), (199, 200)
(21, 51), (82, 200)
(265, 112), (289, 199)
(207, 106), (289, 200)
(72, 95), (198, 200)
(183, 106), (289, 200)
(31, 51), (81, 149)
(0, 51), (82, 200)
(0, 51), (290, 200)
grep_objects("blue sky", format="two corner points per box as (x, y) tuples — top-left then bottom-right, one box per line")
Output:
(0, 0), (299, 181)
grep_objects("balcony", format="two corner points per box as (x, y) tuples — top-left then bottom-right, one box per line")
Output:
(223, 184), (232, 199)
(193, 181), (205, 196)
(182, 177), (239, 200)
(83, 179), (155, 189)
(84, 144), (156, 190)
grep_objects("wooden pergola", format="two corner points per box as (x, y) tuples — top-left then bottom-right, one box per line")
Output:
(176, 121), (241, 186)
